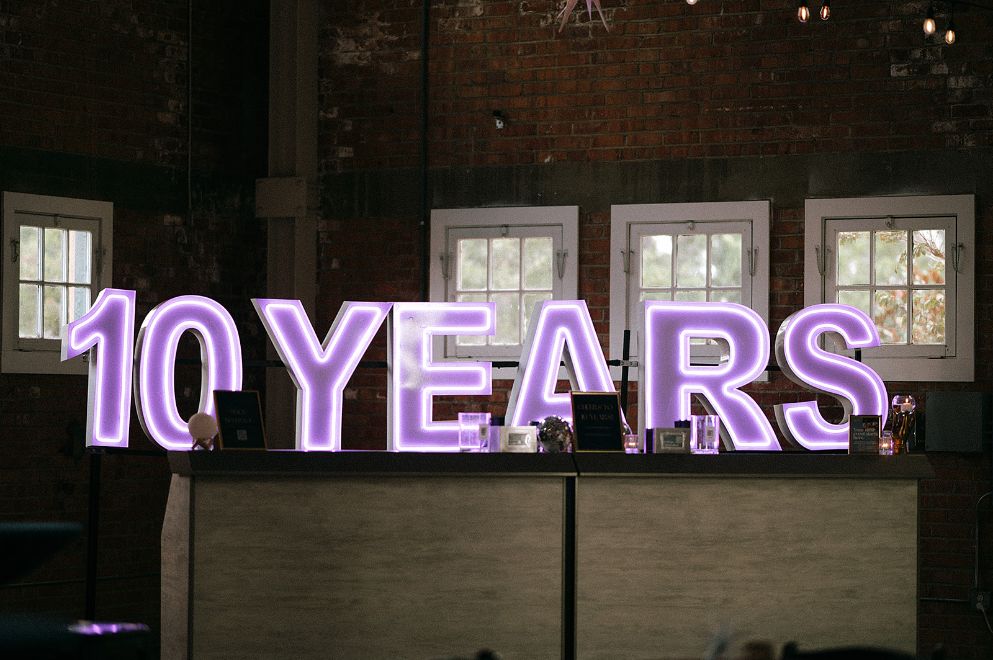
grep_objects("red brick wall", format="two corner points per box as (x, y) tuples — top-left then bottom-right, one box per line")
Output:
(0, 0), (267, 640)
(319, 1), (993, 657)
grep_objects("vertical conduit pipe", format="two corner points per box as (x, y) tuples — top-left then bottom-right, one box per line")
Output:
(419, 0), (430, 301)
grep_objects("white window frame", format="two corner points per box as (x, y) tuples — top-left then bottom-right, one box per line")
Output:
(609, 201), (771, 379)
(429, 206), (578, 379)
(2, 192), (113, 375)
(804, 195), (974, 382)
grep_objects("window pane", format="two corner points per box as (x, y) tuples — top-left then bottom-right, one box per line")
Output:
(68, 230), (92, 284)
(874, 230), (907, 286)
(455, 294), (487, 346)
(19, 226), (41, 280)
(522, 292), (552, 338)
(43, 285), (66, 339)
(837, 231), (869, 285)
(674, 289), (706, 302)
(837, 289), (871, 317)
(490, 238), (520, 291)
(44, 228), (67, 282)
(640, 291), (672, 302)
(912, 290), (945, 345)
(710, 233), (741, 287)
(490, 292), (519, 345)
(68, 286), (91, 323)
(523, 237), (553, 290)
(710, 289), (741, 304)
(913, 230), (945, 285)
(641, 235), (672, 288)
(19, 284), (41, 338)
(874, 289), (907, 344)
(675, 234), (706, 288)
(458, 239), (487, 291)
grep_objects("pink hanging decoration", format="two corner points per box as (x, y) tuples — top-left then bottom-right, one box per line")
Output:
(557, 0), (609, 32)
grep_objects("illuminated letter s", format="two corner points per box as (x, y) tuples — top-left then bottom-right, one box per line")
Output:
(774, 304), (888, 450)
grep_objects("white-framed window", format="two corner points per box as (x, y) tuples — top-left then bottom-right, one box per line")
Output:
(804, 195), (974, 382)
(609, 201), (771, 375)
(429, 206), (578, 376)
(2, 192), (113, 375)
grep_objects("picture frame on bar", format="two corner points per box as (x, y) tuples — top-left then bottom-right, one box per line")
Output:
(213, 390), (268, 450)
(570, 391), (624, 452)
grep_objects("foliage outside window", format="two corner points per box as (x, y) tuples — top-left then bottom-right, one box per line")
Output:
(609, 201), (770, 373)
(805, 195), (974, 382)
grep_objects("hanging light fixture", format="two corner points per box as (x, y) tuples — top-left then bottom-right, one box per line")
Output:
(798, 1), (810, 23)
(944, 17), (957, 43)
(819, 1), (831, 20)
(923, 3), (937, 34)
(686, 0), (699, 5)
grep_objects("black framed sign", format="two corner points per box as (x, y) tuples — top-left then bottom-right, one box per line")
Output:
(848, 414), (881, 454)
(570, 391), (624, 452)
(213, 390), (267, 450)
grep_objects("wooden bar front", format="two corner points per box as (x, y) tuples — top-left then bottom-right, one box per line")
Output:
(161, 452), (931, 659)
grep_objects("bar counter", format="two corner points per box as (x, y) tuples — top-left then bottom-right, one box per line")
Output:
(162, 452), (932, 659)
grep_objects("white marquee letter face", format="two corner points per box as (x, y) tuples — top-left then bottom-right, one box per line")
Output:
(134, 296), (242, 450)
(387, 302), (494, 452)
(507, 300), (614, 426)
(254, 299), (391, 452)
(61, 288), (136, 448)
(774, 304), (888, 450)
(640, 301), (779, 450)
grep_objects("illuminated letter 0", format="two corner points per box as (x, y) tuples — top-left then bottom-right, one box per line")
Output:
(134, 296), (242, 450)
(387, 302), (494, 452)
(640, 301), (779, 450)
(774, 304), (888, 450)
(61, 288), (136, 448)
(507, 300), (615, 426)
(254, 299), (391, 451)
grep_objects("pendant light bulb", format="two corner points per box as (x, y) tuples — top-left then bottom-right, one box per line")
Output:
(923, 5), (936, 35)
(686, 0), (699, 5)
(819, 1), (830, 21)
(944, 23), (956, 45)
(798, 1), (810, 23)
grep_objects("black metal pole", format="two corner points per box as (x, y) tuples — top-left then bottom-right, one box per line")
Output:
(84, 449), (102, 619)
(619, 329), (631, 415)
(419, 0), (430, 301)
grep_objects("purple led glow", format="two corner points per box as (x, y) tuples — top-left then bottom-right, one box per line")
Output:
(507, 300), (615, 426)
(640, 301), (780, 451)
(134, 296), (242, 450)
(774, 304), (888, 450)
(61, 288), (136, 448)
(387, 302), (494, 452)
(254, 299), (391, 451)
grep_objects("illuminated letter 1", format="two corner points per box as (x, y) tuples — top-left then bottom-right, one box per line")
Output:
(507, 300), (615, 426)
(388, 302), (494, 452)
(254, 299), (391, 451)
(774, 304), (888, 450)
(61, 288), (136, 448)
(640, 301), (779, 450)
(134, 296), (242, 450)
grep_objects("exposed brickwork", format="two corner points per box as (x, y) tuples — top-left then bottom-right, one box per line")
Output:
(0, 0), (268, 644)
(319, 1), (993, 657)
(2, 0), (992, 656)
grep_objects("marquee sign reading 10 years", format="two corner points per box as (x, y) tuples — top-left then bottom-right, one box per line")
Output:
(62, 289), (888, 452)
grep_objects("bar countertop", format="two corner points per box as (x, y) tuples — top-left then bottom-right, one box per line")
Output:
(168, 450), (934, 479)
